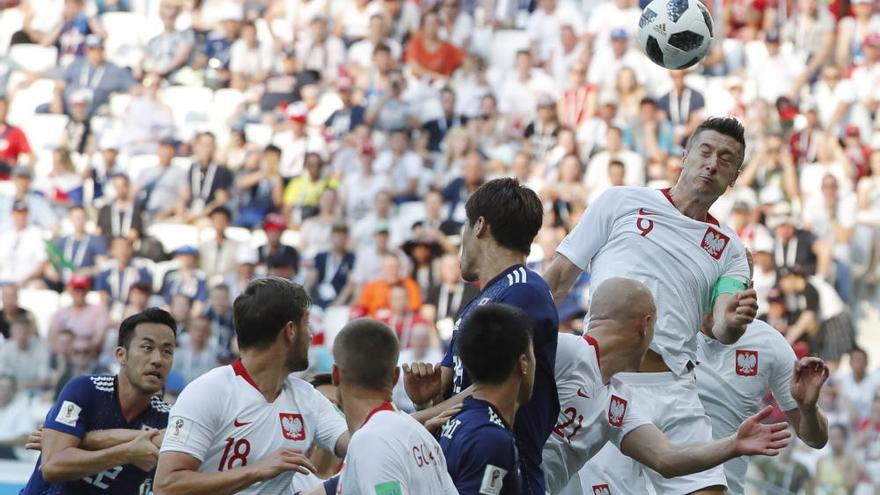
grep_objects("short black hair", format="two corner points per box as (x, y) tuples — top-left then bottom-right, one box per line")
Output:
(309, 373), (334, 388)
(264, 144), (282, 155)
(457, 304), (532, 385)
(333, 318), (399, 390)
(233, 277), (311, 349)
(465, 178), (542, 254)
(209, 206), (231, 220)
(609, 159), (625, 169)
(118, 307), (177, 349)
(687, 117), (746, 156)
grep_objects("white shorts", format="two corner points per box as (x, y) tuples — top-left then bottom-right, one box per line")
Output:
(581, 370), (727, 495)
(722, 456), (748, 495)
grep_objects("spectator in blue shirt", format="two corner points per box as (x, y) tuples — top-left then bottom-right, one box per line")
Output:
(94, 237), (152, 311)
(160, 246), (209, 316)
(22, 308), (176, 495)
(52, 35), (136, 117)
(439, 303), (533, 495)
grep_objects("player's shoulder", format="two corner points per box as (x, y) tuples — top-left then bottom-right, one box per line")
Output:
(555, 333), (597, 372)
(497, 267), (554, 306)
(744, 320), (796, 357)
(83, 374), (116, 394)
(150, 395), (172, 415)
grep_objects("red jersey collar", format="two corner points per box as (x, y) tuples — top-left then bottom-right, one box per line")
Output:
(363, 401), (396, 427)
(660, 188), (720, 226)
(583, 334), (601, 370)
(232, 358), (262, 393)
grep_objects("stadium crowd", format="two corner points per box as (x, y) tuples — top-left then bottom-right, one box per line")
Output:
(0, 0), (878, 491)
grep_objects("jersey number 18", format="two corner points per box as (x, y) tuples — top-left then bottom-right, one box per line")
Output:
(218, 437), (251, 471)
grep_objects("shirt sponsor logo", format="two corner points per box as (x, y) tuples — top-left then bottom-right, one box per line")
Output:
(736, 350), (758, 376)
(608, 396), (627, 428)
(56, 400), (81, 427)
(576, 387), (590, 399)
(700, 227), (730, 260)
(592, 484), (611, 495)
(279, 413), (306, 441)
(479, 464), (508, 495)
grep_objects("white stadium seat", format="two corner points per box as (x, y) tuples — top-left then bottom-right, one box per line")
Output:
(17, 289), (61, 339)
(146, 223), (200, 254)
(8, 44), (58, 73)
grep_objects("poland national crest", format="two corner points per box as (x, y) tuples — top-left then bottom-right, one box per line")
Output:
(736, 350), (758, 376)
(608, 396), (627, 427)
(700, 227), (730, 260)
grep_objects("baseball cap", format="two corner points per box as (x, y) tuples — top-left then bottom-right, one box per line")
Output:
(69, 89), (93, 106)
(286, 102), (308, 123)
(263, 213), (287, 232)
(336, 77), (354, 91)
(85, 34), (104, 49)
(752, 234), (774, 253)
(174, 246), (198, 256)
(11, 199), (28, 212)
(610, 28), (628, 40)
(373, 220), (391, 234)
(845, 125), (861, 137)
(11, 166), (32, 178)
(731, 200), (752, 213)
(67, 276), (91, 290)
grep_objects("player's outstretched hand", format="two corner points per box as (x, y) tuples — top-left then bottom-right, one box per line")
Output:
(251, 448), (317, 480)
(403, 362), (442, 406)
(723, 289), (758, 329)
(791, 357), (830, 408)
(734, 406), (791, 456)
(127, 428), (161, 472)
(425, 404), (462, 435)
(25, 426), (42, 451)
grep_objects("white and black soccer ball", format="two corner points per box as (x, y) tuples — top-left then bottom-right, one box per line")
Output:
(637, 0), (715, 70)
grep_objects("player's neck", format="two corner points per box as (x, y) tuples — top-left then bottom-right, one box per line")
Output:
(477, 249), (525, 290)
(668, 184), (713, 222)
(590, 327), (640, 384)
(339, 387), (392, 433)
(117, 374), (153, 421)
(238, 350), (289, 402)
(472, 383), (520, 428)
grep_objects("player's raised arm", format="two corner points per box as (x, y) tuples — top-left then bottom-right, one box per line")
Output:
(543, 254), (583, 306)
(784, 357), (830, 449)
(620, 406), (790, 479)
(710, 288), (758, 344)
(41, 428), (161, 482)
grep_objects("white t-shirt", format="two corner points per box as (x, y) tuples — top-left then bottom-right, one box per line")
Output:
(339, 403), (458, 495)
(526, 2), (585, 61)
(696, 320), (798, 494)
(373, 151), (423, 196)
(0, 226), (48, 284)
(835, 369), (878, 422)
(161, 360), (347, 494)
(543, 333), (651, 495)
(556, 187), (750, 376)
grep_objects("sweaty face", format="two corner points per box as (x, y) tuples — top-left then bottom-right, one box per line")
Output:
(120, 323), (175, 395)
(680, 130), (743, 199)
(285, 313), (312, 373)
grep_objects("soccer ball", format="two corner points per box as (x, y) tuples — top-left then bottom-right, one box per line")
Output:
(637, 0), (715, 70)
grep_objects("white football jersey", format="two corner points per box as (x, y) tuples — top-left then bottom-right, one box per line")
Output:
(542, 333), (651, 495)
(339, 403), (457, 495)
(557, 187), (749, 376)
(160, 359), (347, 495)
(696, 320), (798, 494)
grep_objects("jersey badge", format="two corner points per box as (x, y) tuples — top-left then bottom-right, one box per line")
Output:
(479, 464), (507, 495)
(592, 484), (611, 495)
(280, 413), (306, 440)
(736, 350), (758, 376)
(608, 396), (627, 427)
(167, 416), (191, 443)
(700, 227), (730, 260)
(56, 400), (81, 427)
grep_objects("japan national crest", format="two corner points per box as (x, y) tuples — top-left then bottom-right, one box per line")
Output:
(700, 227), (730, 260)
(608, 395), (627, 427)
(736, 350), (758, 376)
(592, 484), (611, 495)
(279, 413), (306, 440)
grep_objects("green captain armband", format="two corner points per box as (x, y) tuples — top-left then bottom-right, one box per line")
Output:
(710, 277), (748, 307)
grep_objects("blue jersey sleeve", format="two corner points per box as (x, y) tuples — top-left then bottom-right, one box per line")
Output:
(452, 427), (520, 495)
(44, 376), (94, 438)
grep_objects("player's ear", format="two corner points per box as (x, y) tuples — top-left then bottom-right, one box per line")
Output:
(115, 345), (127, 366)
(331, 364), (340, 386)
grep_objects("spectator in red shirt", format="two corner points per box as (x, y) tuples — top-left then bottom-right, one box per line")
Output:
(405, 10), (464, 80)
(0, 97), (34, 178)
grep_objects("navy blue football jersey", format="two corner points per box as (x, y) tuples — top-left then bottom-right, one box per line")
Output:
(22, 375), (170, 495)
(442, 264), (559, 495)
(440, 397), (522, 495)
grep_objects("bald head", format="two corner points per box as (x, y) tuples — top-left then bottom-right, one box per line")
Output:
(333, 318), (400, 391)
(590, 277), (656, 323)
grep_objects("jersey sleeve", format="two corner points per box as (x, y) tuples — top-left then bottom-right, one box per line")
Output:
(160, 377), (221, 462)
(606, 383), (652, 449)
(310, 387), (348, 454)
(43, 375), (94, 438)
(720, 242), (750, 287)
(769, 334), (799, 412)
(450, 427), (518, 495)
(339, 430), (410, 495)
(556, 188), (623, 270)
(442, 331), (456, 369)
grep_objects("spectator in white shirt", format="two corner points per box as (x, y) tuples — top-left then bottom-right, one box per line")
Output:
(802, 174), (857, 263)
(373, 128), (424, 203)
(349, 14), (402, 74)
(585, 126), (645, 201)
(142, 4), (195, 80)
(498, 50), (558, 127)
(527, 0), (584, 64)
(297, 15), (347, 82)
(0, 316), (51, 396)
(230, 20), (273, 90)
(0, 375), (37, 460)
(835, 347), (877, 421)
(392, 323), (443, 412)
(0, 201), (48, 287)
(438, 0), (473, 51)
